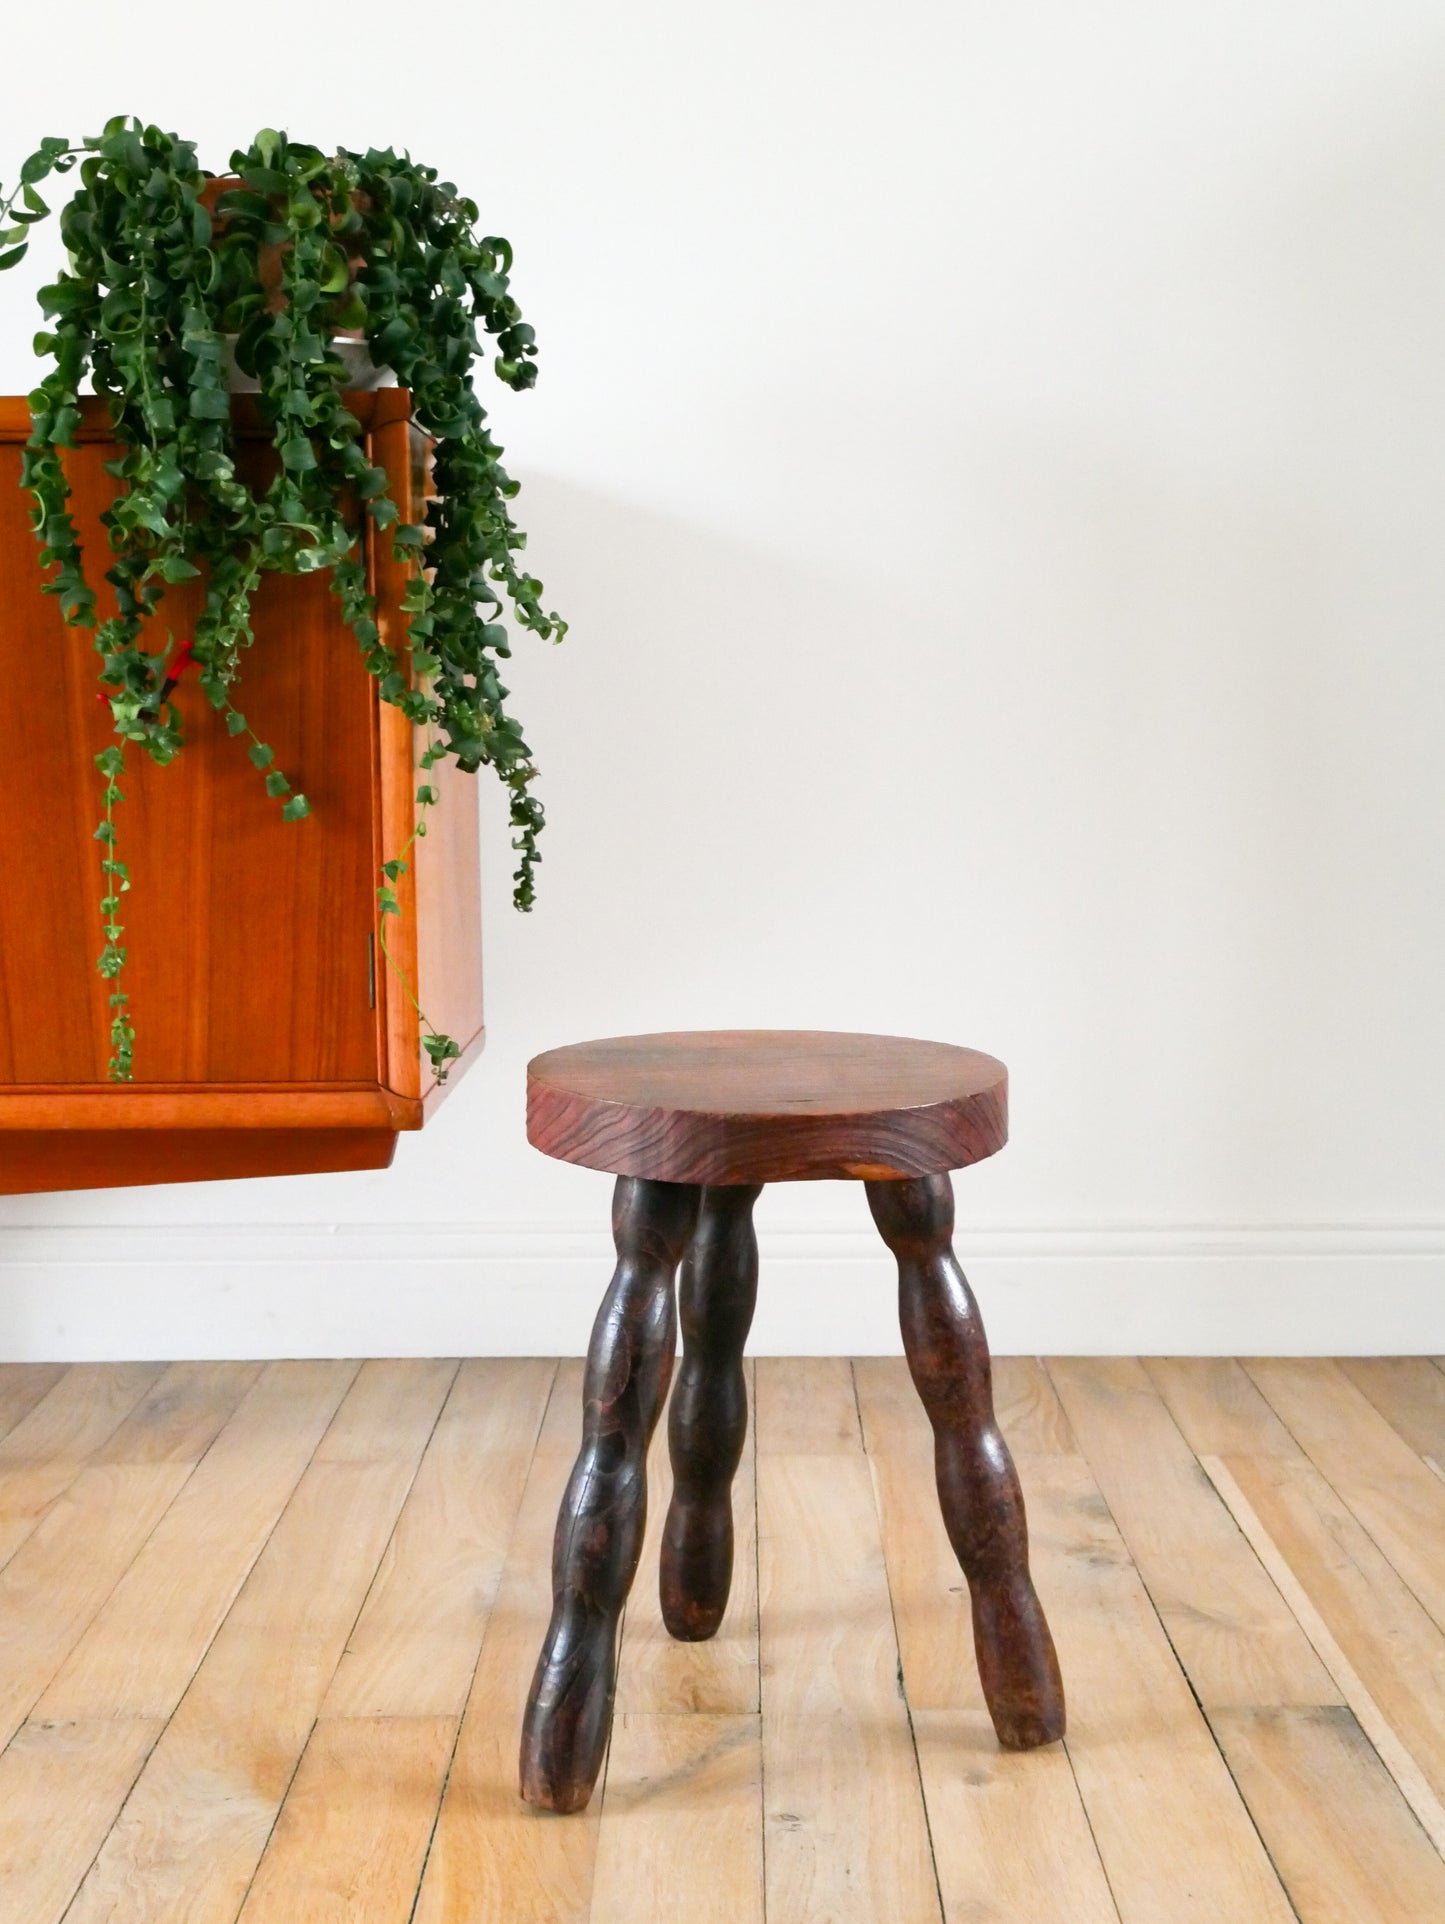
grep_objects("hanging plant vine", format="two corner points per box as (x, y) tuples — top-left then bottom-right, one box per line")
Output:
(0, 118), (565, 1081)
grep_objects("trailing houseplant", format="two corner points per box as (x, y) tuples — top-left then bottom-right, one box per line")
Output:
(0, 118), (565, 1081)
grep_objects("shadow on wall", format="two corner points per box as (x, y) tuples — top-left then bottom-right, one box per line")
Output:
(456, 381), (1444, 1230)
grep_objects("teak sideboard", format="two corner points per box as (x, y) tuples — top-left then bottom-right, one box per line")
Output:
(0, 391), (483, 1194)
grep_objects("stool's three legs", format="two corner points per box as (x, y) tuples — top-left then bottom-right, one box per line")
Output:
(520, 1176), (700, 1813)
(866, 1173), (1065, 1750)
(661, 1183), (762, 1639)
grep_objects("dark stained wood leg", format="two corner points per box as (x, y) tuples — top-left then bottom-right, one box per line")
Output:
(660, 1182), (762, 1640)
(866, 1173), (1066, 1750)
(519, 1175), (700, 1813)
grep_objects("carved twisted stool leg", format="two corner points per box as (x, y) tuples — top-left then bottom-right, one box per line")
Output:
(866, 1173), (1065, 1750)
(660, 1182), (762, 1640)
(520, 1176), (700, 1812)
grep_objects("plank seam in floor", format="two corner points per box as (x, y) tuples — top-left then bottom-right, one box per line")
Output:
(992, 1362), (1127, 1924)
(22, 1365), (335, 1924)
(751, 1363), (769, 1924)
(849, 1358), (949, 1924)
(1040, 1358), (1308, 1924)
(5, 1364), (277, 1743)
(402, 1360), (558, 1924)
(0, 1365), (168, 1583)
(231, 1363), (462, 1924)
(40, 1727), (165, 1924)
(48, 1362), (366, 1924)
(1242, 1360), (1445, 1641)
(1202, 1454), (1445, 1859)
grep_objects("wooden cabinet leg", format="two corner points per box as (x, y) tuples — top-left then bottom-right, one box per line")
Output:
(660, 1182), (762, 1640)
(519, 1175), (700, 1812)
(866, 1173), (1066, 1750)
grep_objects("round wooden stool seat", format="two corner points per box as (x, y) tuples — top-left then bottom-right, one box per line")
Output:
(527, 1029), (1008, 1185)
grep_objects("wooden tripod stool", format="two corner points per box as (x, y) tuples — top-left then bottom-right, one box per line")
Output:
(518, 1030), (1066, 1813)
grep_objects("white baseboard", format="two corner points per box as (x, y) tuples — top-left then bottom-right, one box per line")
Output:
(0, 1222), (1441, 1360)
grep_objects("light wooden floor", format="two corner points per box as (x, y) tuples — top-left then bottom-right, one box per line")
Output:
(0, 1356), (1443, 1921)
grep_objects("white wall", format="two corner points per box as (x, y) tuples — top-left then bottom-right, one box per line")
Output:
(2, 0), (1443, 1357)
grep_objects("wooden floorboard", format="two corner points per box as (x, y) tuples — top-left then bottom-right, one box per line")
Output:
(1047, 1357), (1336, 1710)
(412, 1360), (603, 1924)
(855, 1358), (1119, 1924)
(756, 1358), (940, 1924)
(1246, 1359), (1445, 1634)
(0, 1362), (70, 1446)
(591, 1713), (765, 1924)
(237, 1715), (457, 1924)
(1203, 1454), (1445, 1857)
(0, 1718), (162, 1924)
(0, 1353), (1441, 1921)
(1213, 1705), (1445, 1924)
(1050, 1356), (1445, 1922)
(0, 1361), (167, 1573)
(615, 1359), (759, 1716)
(62, 1360), (456, 1924)
(36, 1360), (357, 1721)
(0, 1363), (261, 1752)
(323, 1357), (555, 1720)
(1337, 1357), (1445, 1464)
